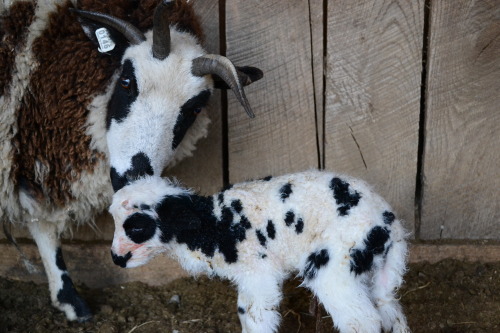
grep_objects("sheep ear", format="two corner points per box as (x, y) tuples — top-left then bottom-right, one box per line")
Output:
(212, 66), (264, 90)
(71, 8), (145, 58)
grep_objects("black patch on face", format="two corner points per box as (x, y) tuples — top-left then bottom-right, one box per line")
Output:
(57, 273), (92, 320)
(238, 306), (245, 314)
(123, 213), (157, 244)
(295, 218), (304, 234)
(383, 211), (395, 225)
(329, 177), (362, 216)
(231, 200), (243, 214)
(261, 175), (272, 181)
(256, 229), (267, 247)
(157, 195), (249, 264)
(350, 226), (391, 275)
(110, 152), (154, 192)
(279, 183), (293, 201)
(111, 251), (132, 268)
(106, 60), (139, 129)
(266, 220), (276, 239)
(172, 90), (211, 150)
(110, 167), (128, 192)
(55, 247), (67, 271)
(284, 210), (295, 226)
(304, 249), (330, 280)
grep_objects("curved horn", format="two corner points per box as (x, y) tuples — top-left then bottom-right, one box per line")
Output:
(152, 0), (174, 60)
(70, 8), (145, 45)
(192, 55), (255, 118)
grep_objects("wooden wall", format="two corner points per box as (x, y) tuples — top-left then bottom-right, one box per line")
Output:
(2, 0), (499, 243)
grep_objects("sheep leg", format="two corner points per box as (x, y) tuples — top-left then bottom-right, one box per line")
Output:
(371, 239), (409, 333)
(27, 221), (92, 322)
(305, 263), (382, 333)
(236, 274), (283, 333)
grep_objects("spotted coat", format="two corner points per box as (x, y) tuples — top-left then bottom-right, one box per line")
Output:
(110, 170), (409, 333)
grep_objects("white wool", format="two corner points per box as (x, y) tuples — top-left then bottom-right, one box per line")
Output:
(110, 170), (410, 333)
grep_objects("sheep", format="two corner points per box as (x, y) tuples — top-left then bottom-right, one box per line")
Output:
(0, 0), (262, 321)
(109, 170), (410, 333)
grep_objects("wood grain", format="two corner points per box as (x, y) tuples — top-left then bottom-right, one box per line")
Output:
(309, 0), (325, 167)
(420, 0), (500, 239)
(225, 0), (318, 183)
(324, 0), (424, 233)
(168, 0), (223, 196)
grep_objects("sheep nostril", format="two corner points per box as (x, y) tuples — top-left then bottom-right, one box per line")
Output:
(111, 251), (132, 268)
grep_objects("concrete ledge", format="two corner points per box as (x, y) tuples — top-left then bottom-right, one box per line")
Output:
(1, 241), (499, 288)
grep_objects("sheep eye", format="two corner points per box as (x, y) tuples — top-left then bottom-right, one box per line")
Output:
(120, 77), (131, 89)
(193, 107), (202, 115)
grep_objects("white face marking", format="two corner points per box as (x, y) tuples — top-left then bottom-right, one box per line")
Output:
(107, 30), (213, 178)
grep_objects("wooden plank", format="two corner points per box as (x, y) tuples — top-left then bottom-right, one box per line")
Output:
(309, 0), (325, 167)
(420, 0), (500, 239)
(225, 0), (318, 183)
(2, 241), (499, 287)
(168, 0), (223, 196)
(324, 0), (424, 233)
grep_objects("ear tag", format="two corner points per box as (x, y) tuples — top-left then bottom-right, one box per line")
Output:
(95, 28), (115, 53)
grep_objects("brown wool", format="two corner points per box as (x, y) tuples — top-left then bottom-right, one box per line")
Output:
(12, 0), (203, 207)
(0, 1), (36, 96)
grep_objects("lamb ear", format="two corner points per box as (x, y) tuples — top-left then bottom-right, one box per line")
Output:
(70, 8), (145, 58)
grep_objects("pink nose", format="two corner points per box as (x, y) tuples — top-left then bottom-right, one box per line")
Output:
(111, 250), (132, 268)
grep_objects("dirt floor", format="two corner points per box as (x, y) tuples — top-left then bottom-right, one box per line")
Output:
(1, 259), (499, 333)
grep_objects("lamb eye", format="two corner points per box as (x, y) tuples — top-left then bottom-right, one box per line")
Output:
(120, 77), (131, 89)
(193, 107), (202, 115)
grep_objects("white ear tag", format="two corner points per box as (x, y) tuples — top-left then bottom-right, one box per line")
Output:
(95, 28), (115, 53)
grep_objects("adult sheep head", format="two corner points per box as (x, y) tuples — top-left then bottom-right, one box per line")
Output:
(73, 0), (262, 192)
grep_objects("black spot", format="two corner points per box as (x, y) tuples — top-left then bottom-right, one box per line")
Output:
(110, 152), (154, 192)
(261, 176), (272, 181)
(295, 218), (304, 234)
(260, 253), (267, 259)
(304, 249), (330, 279)
(221, 206), (234, 224)
(57, 273), (92, 320)
(140, 204), (151, 210)
(256, 229), (267, 247)
(157, 195), (249, 264)
(350, 226), (391, 275)
(238, 306), (245, 314)
(231, 200), (243, 214)
(217, 193), (224, 205)
(55, 247), (67, 271)
(383, 242), (393, 259)
(279, 183), (293, 201)
(284, 211), (295, 226)
(107, 60), (139, 129)
(266, 220), (276, 239)
(383, 211), (395, 225)
(329, 178), (362, 216)
(123, 213), (157, 244)
(172, 90), (211, 150)
(240, 215), (252, 229)
(111, 251), (132, 268)
(110, 167), (128, 192)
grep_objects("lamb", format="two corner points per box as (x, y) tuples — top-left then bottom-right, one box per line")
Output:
(109, 170), (410, 333)
(0, 0), (262, 321)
